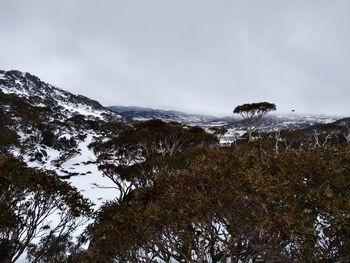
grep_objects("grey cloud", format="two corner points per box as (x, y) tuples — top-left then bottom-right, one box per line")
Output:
(0, 0), (349, 116)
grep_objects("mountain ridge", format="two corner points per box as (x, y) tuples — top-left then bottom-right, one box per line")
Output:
(108, 105), (219, 123)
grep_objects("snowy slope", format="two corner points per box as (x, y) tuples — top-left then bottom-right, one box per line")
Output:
(19, 134), (118, 209)
(0, 70), (120, 122)
(0, 70), (124, 209)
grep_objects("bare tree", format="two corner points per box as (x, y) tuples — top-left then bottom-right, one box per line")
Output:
(274, 130), (281, 154)
(343, 125), (350, 144)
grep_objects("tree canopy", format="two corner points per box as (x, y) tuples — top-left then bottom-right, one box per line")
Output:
(233, 102), (276, 140)
(77, 139), (350, 262)
(0, 155), (92, 262)
(90, 119), (218, 201)
(233, 102), (276, 115)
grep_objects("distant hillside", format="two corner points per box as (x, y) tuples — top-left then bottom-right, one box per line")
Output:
(108, 105), (218, 124)
(109, 105), (340, 130)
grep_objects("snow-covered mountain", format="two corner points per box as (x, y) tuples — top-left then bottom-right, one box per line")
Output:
(0, 70), (126, 209)
(0, 70), (119, 121)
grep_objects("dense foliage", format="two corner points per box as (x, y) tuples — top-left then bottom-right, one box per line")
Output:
(77, 136), (350, 262)
(91, 120), (218, 201)
(0, 155), (92, 262)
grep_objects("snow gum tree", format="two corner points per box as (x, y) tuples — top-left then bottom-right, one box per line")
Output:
(233, 102), (276, 141)
(0, 155), (92, 263)
(90, 120), (218, 202)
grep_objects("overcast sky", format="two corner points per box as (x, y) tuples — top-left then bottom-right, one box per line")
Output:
(0, 1), (349, 116)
